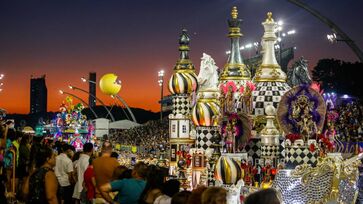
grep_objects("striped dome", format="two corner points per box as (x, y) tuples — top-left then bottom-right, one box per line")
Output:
(214, 156), (243, 185)
(168, 72), (198, 95)
(191, 99), (220, 127)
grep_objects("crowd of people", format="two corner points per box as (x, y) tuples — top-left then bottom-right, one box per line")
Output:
(1, 102), (361, 204)
(109, 118), (169, 153)
(0, 121), (282, 204)
(334, 101), (363, 142)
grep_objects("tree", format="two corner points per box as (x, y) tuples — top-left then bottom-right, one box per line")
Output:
(312, 59), (363, 99)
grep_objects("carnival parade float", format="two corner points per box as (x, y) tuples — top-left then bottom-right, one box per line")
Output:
(167, 7), (362, 204)
(48, 96), (95, 150)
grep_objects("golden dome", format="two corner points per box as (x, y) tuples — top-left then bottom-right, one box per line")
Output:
(168, 29), (198, 95)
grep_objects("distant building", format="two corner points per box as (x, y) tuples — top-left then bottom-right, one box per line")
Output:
(89, 72), (96, 107)
(30, 75), (47, 114)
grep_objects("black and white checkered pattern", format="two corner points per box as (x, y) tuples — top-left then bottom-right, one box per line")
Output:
(285, 146), (318, 169)
(172, 95), (191, 115)
(252, 82), (290, 116)
(242, 138), (261, 160)
(196, 127), (217, 150)
(207, 163), (216, 186)
(261, 145), (279, 158)
(279, 139), (285, 159)
(241, 138), (286, 164)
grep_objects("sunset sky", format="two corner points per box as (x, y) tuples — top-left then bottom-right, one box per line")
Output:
(0, 0), (362, 114)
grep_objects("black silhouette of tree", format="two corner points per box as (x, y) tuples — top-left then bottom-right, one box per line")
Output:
(312, 59), (363, 99)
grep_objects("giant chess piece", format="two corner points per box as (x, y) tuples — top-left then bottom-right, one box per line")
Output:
(252, 12), (290, 116)
(192, 53), (221, 151)
(168, 29), (198, 174)
(287, 57), (312, 87)
(219, 7), (252, 114)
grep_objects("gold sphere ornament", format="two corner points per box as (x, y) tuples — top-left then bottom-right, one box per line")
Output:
(99, 73), (121, 95)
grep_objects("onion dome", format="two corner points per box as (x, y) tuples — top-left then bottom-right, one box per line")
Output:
(168, 29), (198, 95)
(220, 7), (251, 81)
(254, 12), (288, 82)
(191, 98), (220, 127)
(214, 156), (243, 185)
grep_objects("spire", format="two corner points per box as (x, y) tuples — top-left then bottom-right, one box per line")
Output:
(168, 29), (198, 95)
(254, 12), (287, 82)
(221, 6), (251, 80)
(174, 29), (195, 71)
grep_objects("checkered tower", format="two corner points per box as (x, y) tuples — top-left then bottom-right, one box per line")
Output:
(168, 29), (198, 168)
(252, 12), (290, 116)
(219, 7), (252, 110)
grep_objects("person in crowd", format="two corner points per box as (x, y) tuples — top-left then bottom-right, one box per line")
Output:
(11, 131), (21, 166)
(112, 165), (128, 181)
(55, 144), (74, 204)
(71, 151), (81, 203)
(0, 174), (7, 204)
(139, 165), (166, 204)
(244, 188), (281, 204)
(99, 162), (148, 204)
(27, 145), (58, 204)
(119, 169), (132, 180)
(171, 191), (192, 204)
(201, 187), (227, 204)
(4, 128), (16, 193)
(93, 141), (119, 203)
(153, 179), (180, 204)
(83, 157), (96, 204)
(187, 186), (207, 204)
(111, 152), (119, 159)
(18, 135), (30, 177)
(73, 143), (93, 203)
(18, 135), (31, 200)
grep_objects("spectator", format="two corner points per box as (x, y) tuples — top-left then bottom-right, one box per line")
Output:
(93, 142), (119, 203)
(171, 191), (192, 204)
(244, 188), (281, 204)
(201, 187), (227, 204)
(100, 162), (148, 204)
(73, 143), (93, 203)
(139, 165), (166, 204)
(187, 186), (207, 204)
(112, 165), (128, 180)
(111, 152), (119, 159)
(83, 157), (96, 204)
(0, 174), (7, 204)
(119, 169), (132, 180)
(17, 135), (31, 200)
(27, 145), (58, 204)
(153, 179), (180, 204)
(55, 144), (74, 204)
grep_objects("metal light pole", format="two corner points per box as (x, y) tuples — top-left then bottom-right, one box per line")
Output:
(81, 78), (138, 123)
(276, 20), (283, 65)
(59, 90), (98, 119)
(158, 70), (164, 122)
(69, 85), (116, 122)
(0, 74), (4, 92)
(113, 94), (137, 123)
(287, 0), (363, 62)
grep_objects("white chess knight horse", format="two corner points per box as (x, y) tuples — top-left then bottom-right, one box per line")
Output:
(198, 53), (219, 91)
